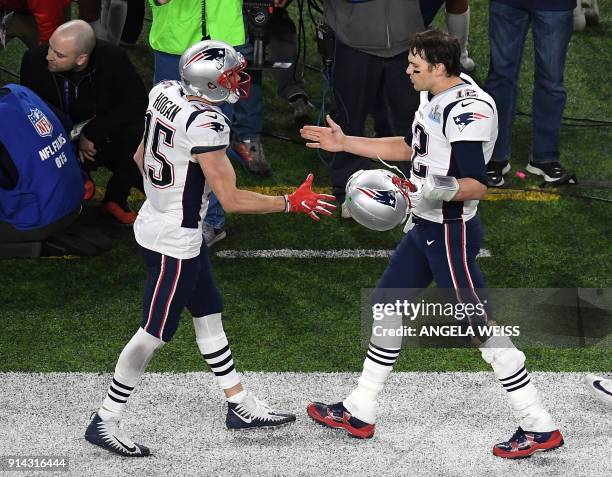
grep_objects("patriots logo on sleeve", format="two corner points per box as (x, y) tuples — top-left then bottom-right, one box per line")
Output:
(453, 111), (488, 132)
(197, 121), (225, 134)
(356, 187), (397, 209)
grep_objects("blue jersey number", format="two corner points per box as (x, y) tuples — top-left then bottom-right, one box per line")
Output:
(411, 123), (429, 178)
(412, 123), (429, 157)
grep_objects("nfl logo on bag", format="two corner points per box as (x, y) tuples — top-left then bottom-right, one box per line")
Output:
(28, 108), (54, 137)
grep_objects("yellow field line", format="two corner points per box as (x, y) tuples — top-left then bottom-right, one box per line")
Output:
(483, 188), (559, 201)
(247, 187), (559, 201)
(95, 186), (559, 202)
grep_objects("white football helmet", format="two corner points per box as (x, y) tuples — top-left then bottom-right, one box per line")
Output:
(179, 40), (251, 104)
(345, 169), (413, 231)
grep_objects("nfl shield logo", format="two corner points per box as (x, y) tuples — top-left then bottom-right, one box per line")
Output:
(28, 108), (53, 137)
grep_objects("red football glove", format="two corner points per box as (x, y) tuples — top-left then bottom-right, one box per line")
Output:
(285, 173), (337, 221)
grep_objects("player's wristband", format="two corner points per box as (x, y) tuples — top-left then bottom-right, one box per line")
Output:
(422, 175), (459, 202)
(283, 194), (290, 213)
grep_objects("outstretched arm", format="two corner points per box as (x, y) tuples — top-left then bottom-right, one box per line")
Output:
(196, 149), (336, 220)
(197, 149), (284, 214)
(300, 115), (413, 162)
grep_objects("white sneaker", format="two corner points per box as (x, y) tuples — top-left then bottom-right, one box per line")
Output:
(84, 412), (150, 457)
(460, 51), (476, 72)
(573, 3), (587, 31)
(584, 374), (612, 407)
(226, 392), (296, 429)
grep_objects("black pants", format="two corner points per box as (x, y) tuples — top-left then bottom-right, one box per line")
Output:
(330, 41), (420, 202)
(0, 206), (81, 243)
(420, 0), (445, 27)
(121, 0), (145, 44)
(85, 124), (144, 204)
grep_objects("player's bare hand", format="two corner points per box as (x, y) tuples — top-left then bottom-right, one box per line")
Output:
(78, 135), (97, 163)
(285, 173), (337, 221)
(300, 115), (346, 153)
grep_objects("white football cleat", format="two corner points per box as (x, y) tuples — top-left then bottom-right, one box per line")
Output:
(584, 374), (612, 407)
(226, 393), (295, 429)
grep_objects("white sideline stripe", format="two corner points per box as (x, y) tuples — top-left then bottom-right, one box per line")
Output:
(0, 372), (608, 477)
(216, 248), (492, 259)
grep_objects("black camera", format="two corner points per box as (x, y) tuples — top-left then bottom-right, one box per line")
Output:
(243, 1), (292, 70)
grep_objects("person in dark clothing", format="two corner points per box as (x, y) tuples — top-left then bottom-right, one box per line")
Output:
(19, 19), (147, 224)
(322, 0), (423, 215)
(120, 0), (144, 47)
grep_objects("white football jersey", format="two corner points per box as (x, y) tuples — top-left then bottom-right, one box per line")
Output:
(409, 73), (498, 223)
(134, 81), (230, 259)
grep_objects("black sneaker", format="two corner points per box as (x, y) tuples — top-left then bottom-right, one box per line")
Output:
(526, 161), (566, 182)
(203, 223), (226, 247)
(486, 161), (511, 187)
(289, 95), (315, 122)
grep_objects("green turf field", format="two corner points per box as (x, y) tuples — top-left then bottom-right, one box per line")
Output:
(0, 1), (610, 373)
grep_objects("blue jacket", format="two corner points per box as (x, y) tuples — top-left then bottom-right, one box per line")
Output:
(0, 84), (83, 230)
(492, 0), (576, 11)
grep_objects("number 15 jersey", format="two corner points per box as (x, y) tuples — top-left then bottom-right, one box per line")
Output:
(134, 81), (230, 259)
(408, 74), (498, 224)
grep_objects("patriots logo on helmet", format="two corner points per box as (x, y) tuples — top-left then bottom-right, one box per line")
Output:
(197, 121), (225, 134)
(28, 108), (53, 137)
(453, 112), (488, 132)
(184, 47), (226, 71)
(355, 187), (397, 209)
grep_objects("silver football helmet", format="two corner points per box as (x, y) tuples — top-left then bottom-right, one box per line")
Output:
(345, 169), (411, 231)
(179, 40), (251, 104)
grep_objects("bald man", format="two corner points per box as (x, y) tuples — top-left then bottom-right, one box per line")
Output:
(20, 19), (147, 225)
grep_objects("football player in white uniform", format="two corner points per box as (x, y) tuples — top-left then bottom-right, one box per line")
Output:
(301, 29), (563, 459)
(85, 40), (336, 457)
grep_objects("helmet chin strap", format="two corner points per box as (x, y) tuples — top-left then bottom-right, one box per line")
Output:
(376, 155), (407, 180)
(375, 155), (417, 210)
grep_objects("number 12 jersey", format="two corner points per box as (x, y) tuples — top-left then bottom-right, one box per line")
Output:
(408, 74), (498, 224)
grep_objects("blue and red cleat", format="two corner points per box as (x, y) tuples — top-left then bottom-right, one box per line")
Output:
(306, 401), (375, 439)
(493, 427), (564, 459)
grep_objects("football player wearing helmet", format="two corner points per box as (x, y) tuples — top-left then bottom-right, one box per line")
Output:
(301, 29), (563, 459)
(85, 40), (336, 457)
